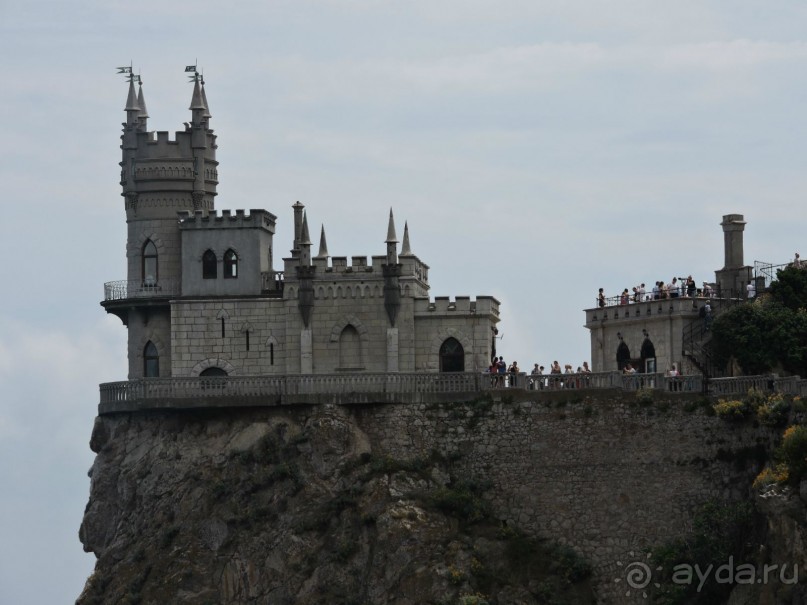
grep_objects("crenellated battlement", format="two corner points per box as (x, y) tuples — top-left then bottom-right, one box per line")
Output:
(178, 209), (276, 232)
(414, 295), (500, 316)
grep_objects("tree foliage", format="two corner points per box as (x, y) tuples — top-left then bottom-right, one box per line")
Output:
(711, 267), (807, 376)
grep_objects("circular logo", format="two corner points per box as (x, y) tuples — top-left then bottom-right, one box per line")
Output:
(625, 561), (653, 590)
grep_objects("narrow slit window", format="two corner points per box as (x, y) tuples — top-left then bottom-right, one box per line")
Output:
(221, 318), (225, 338)
(245, 331), (250, 351)
(270, 343), (274, 365)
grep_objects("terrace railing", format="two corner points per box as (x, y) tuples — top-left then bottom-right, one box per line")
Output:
(98, 370), (716, 413)
(103, 278), (181, 301)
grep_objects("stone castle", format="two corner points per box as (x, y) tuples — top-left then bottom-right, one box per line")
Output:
(103, 74), (499, 382)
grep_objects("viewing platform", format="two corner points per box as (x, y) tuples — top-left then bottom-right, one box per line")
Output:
(98, 371), (807, 415)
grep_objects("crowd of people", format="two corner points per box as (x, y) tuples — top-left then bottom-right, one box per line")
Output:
(599, 275), (714, 307)
(487, 357), (593, 389)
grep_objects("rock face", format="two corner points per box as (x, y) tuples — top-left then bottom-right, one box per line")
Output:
(78, 393), (774, 604)
(726, 486), (807, 605)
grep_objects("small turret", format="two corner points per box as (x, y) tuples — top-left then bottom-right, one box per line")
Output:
(201, 80), (212, 120)
(136, 82), (149, 132)
(299, 212), (312, 267)
(385, 208), (398, 265)
(124, 79), (140, 127)
(401, 221), (412, 256)
(315, 225), (329, 259)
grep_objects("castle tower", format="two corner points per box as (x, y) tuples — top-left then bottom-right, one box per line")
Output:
(714, 214), (752, 296)
(108, 73), (219, 379)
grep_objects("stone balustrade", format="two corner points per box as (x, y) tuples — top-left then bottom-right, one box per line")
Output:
(98, 371), (807, 415)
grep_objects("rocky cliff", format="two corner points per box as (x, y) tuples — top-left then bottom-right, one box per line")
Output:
(77, 392), (776, 604)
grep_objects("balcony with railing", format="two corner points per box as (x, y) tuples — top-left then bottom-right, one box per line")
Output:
(103, 278), (181, 302)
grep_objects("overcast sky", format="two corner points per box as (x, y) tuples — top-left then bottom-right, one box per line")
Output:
(2, 1), (807, 603)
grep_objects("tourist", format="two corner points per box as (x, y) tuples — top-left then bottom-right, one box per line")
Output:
(793, 253), (802, 269)
(670, 277), (680, 298)
(652, 281), (661, 300)
(530, 363), (543, 390)
(686, 276), (696, 298)
(638, 283), (646, 301)
(497, 356), (507, 387)
(620, 288), (630, 305)
(550, 360), (562, 389)
(508, 360), (520, 388)
(702, 301), (713, 331)
(702, 282), (713, 297)
(623, 363), (636, 375)
(598, 288), (606, 308)
(746, 280), (756, 300)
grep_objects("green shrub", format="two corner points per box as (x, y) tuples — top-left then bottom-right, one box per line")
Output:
(636, 388), (654, 405)
(777, 425), (807, 485)
(757, 395), (790, 427)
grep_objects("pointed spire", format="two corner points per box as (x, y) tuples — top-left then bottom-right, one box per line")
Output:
(385, 208), (398, 243)
(316, 224), (329, 258)
(300, 212), (312, 245)
(189, 78), (205, 111)
(201, 82), (212, 119)
(401, 221), (412, 255)
(136, 83), (149, 118)
(125, 79), (140, 112)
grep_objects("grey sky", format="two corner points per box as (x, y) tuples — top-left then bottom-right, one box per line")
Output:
(2, 2), (806, 603)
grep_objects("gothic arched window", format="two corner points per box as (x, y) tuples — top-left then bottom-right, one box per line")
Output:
(616, 342), (631, 371)
(142, 240), (158, 284)
(202, 249), (217, 279)
(641, 338), (657, 373)
(224, 249), (238, 279)
(144, 341), (159, 377)
(439, 337), (465, 372)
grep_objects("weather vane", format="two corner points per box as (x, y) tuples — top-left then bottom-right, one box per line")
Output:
(116, 62), (141, 85)
(185, 61), (204, 84)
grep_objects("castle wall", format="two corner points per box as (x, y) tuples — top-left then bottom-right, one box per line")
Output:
(127, 307), (172, 379)
(170, 299), (287, 376)
(126, 217), (183, 285)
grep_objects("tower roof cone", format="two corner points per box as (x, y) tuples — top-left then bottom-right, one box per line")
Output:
(385, 209), (398, 243)
(201, 82), (211, 118)
(125, 79), (139, 111)
(300, 212), (312, 245)
(316, 225), (329, 258)
(401, 221), (412, 255)
(189, 78), (205, 110)
(136, 83), (149, 118)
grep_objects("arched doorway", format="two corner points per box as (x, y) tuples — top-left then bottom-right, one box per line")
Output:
(640, 338), (656, 373)
(439, 337), (465, 372)
(616, 342), (631, 371)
